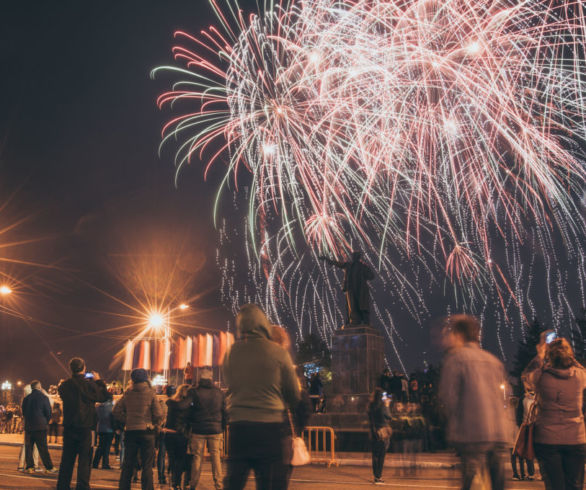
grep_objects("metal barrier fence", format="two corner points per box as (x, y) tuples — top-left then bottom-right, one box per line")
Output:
(303, 426), (338, 467)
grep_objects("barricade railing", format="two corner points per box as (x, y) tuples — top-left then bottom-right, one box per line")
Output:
(302, 426), (338, 467)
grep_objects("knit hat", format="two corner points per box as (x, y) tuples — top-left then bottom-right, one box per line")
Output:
(199, 368), (213, 380)
(131, 368), (149, 384)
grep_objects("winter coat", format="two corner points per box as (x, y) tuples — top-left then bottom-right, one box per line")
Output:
(522, 356), (586, 445)
(58, 375), (109, 429)
(368, 402), (391, 433)
(96, 400), (114, 433)
(113, 381), (164, 431)
(223, 315), (300, 424)
(187, 379), (226, 435)
(165, 398), (190, 432)
(22, 389), (51, 431)
(439, 342), (513, 444)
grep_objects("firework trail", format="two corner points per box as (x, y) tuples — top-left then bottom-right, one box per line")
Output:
(153, 0), (586, 362)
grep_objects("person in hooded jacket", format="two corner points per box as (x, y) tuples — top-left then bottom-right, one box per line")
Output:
(522, 336), (586, 490)
(92, 392), (115, 470)
(223, 303), (300, 490)
(114, 368), (164, 490)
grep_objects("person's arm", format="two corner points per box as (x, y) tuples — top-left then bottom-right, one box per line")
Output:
(43, 396), (52, 423)
(151, 392), (164, 427)
(319, 256), (345, 268)
(112, 395), (127, 426)
(21, 397), (27, 418)
(221, 391), (227, 431)
(438, 355), (460, 417)
(522, 345), (546, 390)
(77, 377), (109, 404)
(281, 352), (301, 410)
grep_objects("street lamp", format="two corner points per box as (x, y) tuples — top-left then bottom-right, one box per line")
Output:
(0, 285), (12, 296)
(179, 303), (189, 311)
(1, 380), (12, 391)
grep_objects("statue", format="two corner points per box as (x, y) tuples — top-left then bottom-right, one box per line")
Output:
(320, 250), (375, 326)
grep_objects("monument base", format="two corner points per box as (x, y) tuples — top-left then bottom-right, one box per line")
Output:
(331, 324), (384, 398)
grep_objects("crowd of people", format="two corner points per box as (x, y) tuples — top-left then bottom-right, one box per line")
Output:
(11, 307), (586, 489)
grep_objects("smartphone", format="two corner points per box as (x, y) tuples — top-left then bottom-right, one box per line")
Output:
(382, 391), (388, 400)
(84, 372), (94, 379)
(545, 331), (557, 344)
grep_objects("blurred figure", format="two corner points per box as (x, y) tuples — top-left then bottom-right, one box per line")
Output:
(157, 384), (176, 484)
(223, 304), (300, 490)
(379, 368), (392, 394)
(184, 362), (194, 385)
(114, 368), (164, 490)
(439, 315), (512, 490)
(22, 380), (56, 474)
(17, 384), (39, 471)
(92, 392), (115, 470)
(511, 389), (536, 481)
(368, 387), (392, 485)
(309, 372), (323, 412)
(48, 402), (62, 443)
(185, 369), (226, 490)
(409, 379), (420, 403)
(57, 358), (108, 490)
(164, 384), (191, 490)
(522, 336), (586, 490)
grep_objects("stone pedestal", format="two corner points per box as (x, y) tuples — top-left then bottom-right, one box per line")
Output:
(331, 325), (384, 400)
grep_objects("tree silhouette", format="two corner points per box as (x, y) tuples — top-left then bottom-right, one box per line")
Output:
(575, 307), (586, 365)
(296, 333), (331, 368)
(510, 318), (546, 393)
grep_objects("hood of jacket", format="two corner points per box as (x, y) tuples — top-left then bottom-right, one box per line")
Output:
(544, 366), (575, 379)
(238, 307), (272, 340)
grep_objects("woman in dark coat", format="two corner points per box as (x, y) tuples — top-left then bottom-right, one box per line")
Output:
(522, 337), (586, 490)
(163, 384), (192, 490)
(368, 387), (392, 485)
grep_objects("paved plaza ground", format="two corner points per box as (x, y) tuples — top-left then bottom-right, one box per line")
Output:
(0, 434), (544, 489)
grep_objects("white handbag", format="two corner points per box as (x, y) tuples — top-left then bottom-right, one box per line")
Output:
(288, 411), (311, 466)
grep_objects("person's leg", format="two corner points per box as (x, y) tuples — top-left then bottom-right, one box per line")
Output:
(33, 430), (54, 470)
(157, 432), (167, 483)
(535, 443), (564, 490)
(92, 434), (103, 468)
(24, 431), (34, 469)
(102, 432), (114, 468)
(224, 423), (252, 490)
(119, 432), (139, 490)
(371, 439), (384, 479)
(189, 434), (207, 488)
(511, 450), (520, 478)
(57, 428), (80, 490)
(559, 444), (586, 490)
(526, 458), (535, 477)
(139, 432), (155, 490)
(486, 444), (506, 490)
(166, 433), (180, 487)
(457, 444), (483, 490)
(207, 433), (224, 489)
(74, 428), (92, 490)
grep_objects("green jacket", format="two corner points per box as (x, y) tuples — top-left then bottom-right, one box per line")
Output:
(223, 320), (300, 423)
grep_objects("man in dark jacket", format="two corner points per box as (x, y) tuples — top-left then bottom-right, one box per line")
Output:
(57, 357), (108, 490)
(185, 368), (226, 490)
(22, 380), (56, 474)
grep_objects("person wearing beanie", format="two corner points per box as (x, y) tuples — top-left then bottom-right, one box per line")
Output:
(114, 368), (164, 490)
(222, 304), (300, 489)
(57, 357), (109, 490)
(181, 368), (226, 490)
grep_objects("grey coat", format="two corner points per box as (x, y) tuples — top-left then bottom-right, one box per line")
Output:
(522, 356), (586, 445)
(439, 343), (513, 444)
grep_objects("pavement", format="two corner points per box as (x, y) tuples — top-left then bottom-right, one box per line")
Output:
(0, 434), (544, 489)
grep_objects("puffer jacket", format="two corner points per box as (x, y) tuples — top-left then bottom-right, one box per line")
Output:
(113, 381), (164, 431)
(522, 356), (586, 445)
(223, 314), (300, 424)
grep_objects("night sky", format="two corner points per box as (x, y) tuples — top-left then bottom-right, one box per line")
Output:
(0, 1), (260, 384)
(1, 1), (584, 386)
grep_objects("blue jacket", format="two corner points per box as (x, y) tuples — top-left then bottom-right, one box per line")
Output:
(22, 389), (51, 431)
(96, 400), (114, 433)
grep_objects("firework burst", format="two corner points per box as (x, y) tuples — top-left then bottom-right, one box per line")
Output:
(154, 0), (586, 359)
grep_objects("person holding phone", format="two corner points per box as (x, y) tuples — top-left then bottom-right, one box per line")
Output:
(522, 334), (586, 490)
(368, 387), (392, 485)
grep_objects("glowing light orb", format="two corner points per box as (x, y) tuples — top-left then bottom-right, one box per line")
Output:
(148, 312), (165, 329)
